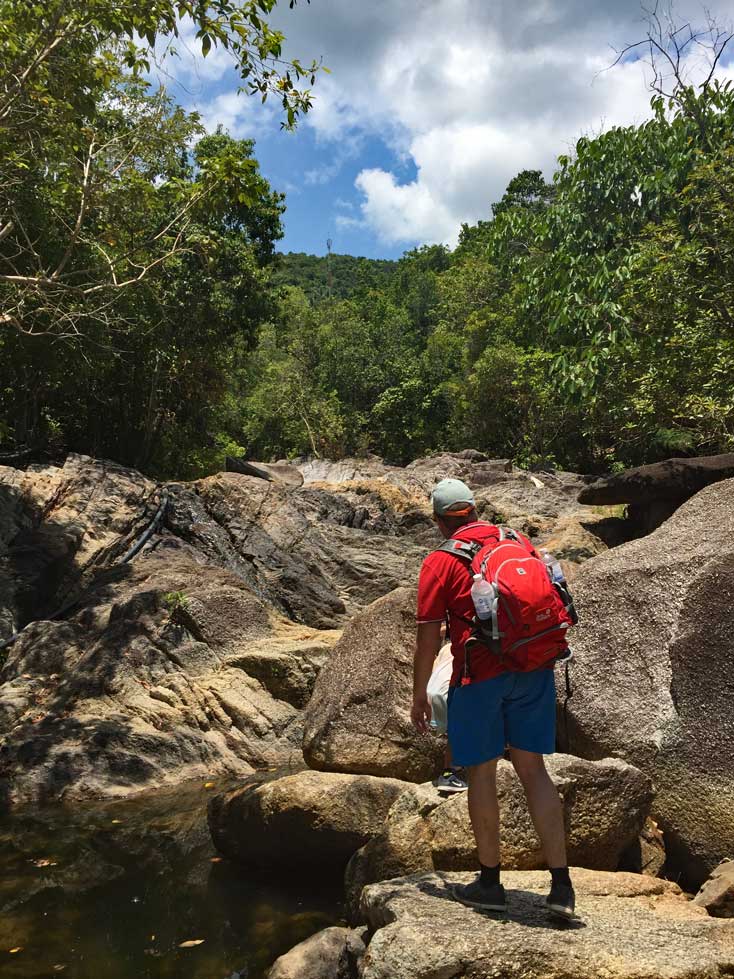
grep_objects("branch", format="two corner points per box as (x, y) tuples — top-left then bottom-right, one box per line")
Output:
(50, 133), (96, 280)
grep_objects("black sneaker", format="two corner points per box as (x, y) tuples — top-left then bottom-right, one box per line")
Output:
(452, 878), (507, 912)
(436, 768), (468, 793)
(546, 881), (576, 919)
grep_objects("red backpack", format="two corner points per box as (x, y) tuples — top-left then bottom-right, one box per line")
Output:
(435, 524), (577, 680)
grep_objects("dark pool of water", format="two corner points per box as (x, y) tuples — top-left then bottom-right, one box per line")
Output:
(0, 778), (343, 979)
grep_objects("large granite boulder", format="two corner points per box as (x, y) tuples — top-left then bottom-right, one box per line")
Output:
(694, 860), (734, 918)
(225, 456), (304, 488)
(302, 587), (444, 782)
(2, 451), (608, 646)
(345, 754), (653, 920)
(358, 869), (734, 979)
(208, 770), (412, 871)
(0, 449), (614, 806)
(0, 455), (158, 639)
(564, 477), (734, 887)
(169, 472), (431, 629)
(0, 554), (337, 805)
(266, 926), (366, 979)
(579, 452), (734, 506)
(578, 452), (734, 532)
(0, 454), (433, 641)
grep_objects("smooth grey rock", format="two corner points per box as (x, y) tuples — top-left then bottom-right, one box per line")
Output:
(208, 770), (412, 871)
(578, 452), (734, 506)
(302, 587), (444, 783)
(359, 869), (734, 979)
(694, 860), (734, 917)
(563, 477), (734, 888)
(266, 926), (365, 979)
(344, 754), (653, 921)
(225, 457), (304, 488)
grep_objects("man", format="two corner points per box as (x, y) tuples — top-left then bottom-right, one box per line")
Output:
(411, 477), (575, 918)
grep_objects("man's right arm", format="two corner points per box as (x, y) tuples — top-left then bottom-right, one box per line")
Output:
(411, 620), (442, 733)
(412, 560), (447, 733)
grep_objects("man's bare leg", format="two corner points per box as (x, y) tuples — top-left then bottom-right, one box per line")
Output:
(467, 757), (501, 866)
(451, 755), (506, 909)
(508, 747), (566, 867)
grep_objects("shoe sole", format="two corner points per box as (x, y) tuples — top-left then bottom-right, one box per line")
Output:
(451, 886), (507, 912)
(436, 784), (468, 794)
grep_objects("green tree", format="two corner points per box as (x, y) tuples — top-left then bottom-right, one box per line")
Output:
(0, 0), (320, 341)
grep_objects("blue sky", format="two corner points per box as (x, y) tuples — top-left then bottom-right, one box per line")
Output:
(155, 0), (734, 260)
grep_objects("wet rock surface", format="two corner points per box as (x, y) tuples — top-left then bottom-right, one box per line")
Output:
(359, 869), (734, 979)
(564, 477), (734, 888)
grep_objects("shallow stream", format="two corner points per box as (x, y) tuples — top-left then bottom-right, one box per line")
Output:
(0, 778), (342, 979)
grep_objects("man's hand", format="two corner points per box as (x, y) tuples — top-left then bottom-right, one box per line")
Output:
(413, 621), (442, 734)
(411, 694), (432, 734)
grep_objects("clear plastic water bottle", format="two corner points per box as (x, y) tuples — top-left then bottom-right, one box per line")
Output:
(471, 573), (495, 620)
(542, 550), (565, 584)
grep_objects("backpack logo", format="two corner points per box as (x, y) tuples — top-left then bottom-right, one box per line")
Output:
(516, 567), (527, 575)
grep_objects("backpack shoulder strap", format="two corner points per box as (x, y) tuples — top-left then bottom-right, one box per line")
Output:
(433, 539), (482, 562)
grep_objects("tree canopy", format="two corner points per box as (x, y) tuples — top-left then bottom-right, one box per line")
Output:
(1, 3), (733, 477)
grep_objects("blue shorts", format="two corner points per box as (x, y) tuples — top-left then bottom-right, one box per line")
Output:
(447, 669), (556, 767)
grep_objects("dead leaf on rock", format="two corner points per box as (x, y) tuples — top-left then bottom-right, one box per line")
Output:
(32, 858), (58, 868)
(178, 939), (205, 948)
(210, 856), (223, 863)
(203, 781), (215, 789)
(8, 947), (23, 954)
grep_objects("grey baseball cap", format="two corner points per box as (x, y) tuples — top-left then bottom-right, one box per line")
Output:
(430, 478), (476, 516)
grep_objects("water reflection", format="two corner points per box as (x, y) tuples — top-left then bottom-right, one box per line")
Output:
(0, 778), (342, 978)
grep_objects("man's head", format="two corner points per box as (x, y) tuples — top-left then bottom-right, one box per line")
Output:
(430, 478), (477, 537)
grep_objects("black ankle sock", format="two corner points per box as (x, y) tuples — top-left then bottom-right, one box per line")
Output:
(550, 866), (572, 888)
(480, 862), (500, 887)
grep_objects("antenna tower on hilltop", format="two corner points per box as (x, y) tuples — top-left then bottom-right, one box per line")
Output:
(326, 236), (333, 299)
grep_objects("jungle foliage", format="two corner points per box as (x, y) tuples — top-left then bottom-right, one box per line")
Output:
(245, 79), (734, 470)
(2, 2), (733, 477)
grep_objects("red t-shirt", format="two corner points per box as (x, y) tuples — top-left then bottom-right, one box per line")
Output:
(417, 522), (508, 687)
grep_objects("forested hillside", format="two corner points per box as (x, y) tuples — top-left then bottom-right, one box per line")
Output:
(1, 1), (733, 478)
(271, 251), (398, 301)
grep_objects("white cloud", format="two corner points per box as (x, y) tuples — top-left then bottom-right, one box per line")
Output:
(266, 0), (734, 245)
(150, 1), (734, 247)
(194, 90), (274, 139)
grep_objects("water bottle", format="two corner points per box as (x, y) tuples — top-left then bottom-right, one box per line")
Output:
(541, 550), (565, 585)
(542, 550), (578, 625)
(471, 573), (495, 620)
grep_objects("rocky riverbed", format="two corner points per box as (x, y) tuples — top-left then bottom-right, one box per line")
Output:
(2, 449), (734, 978)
